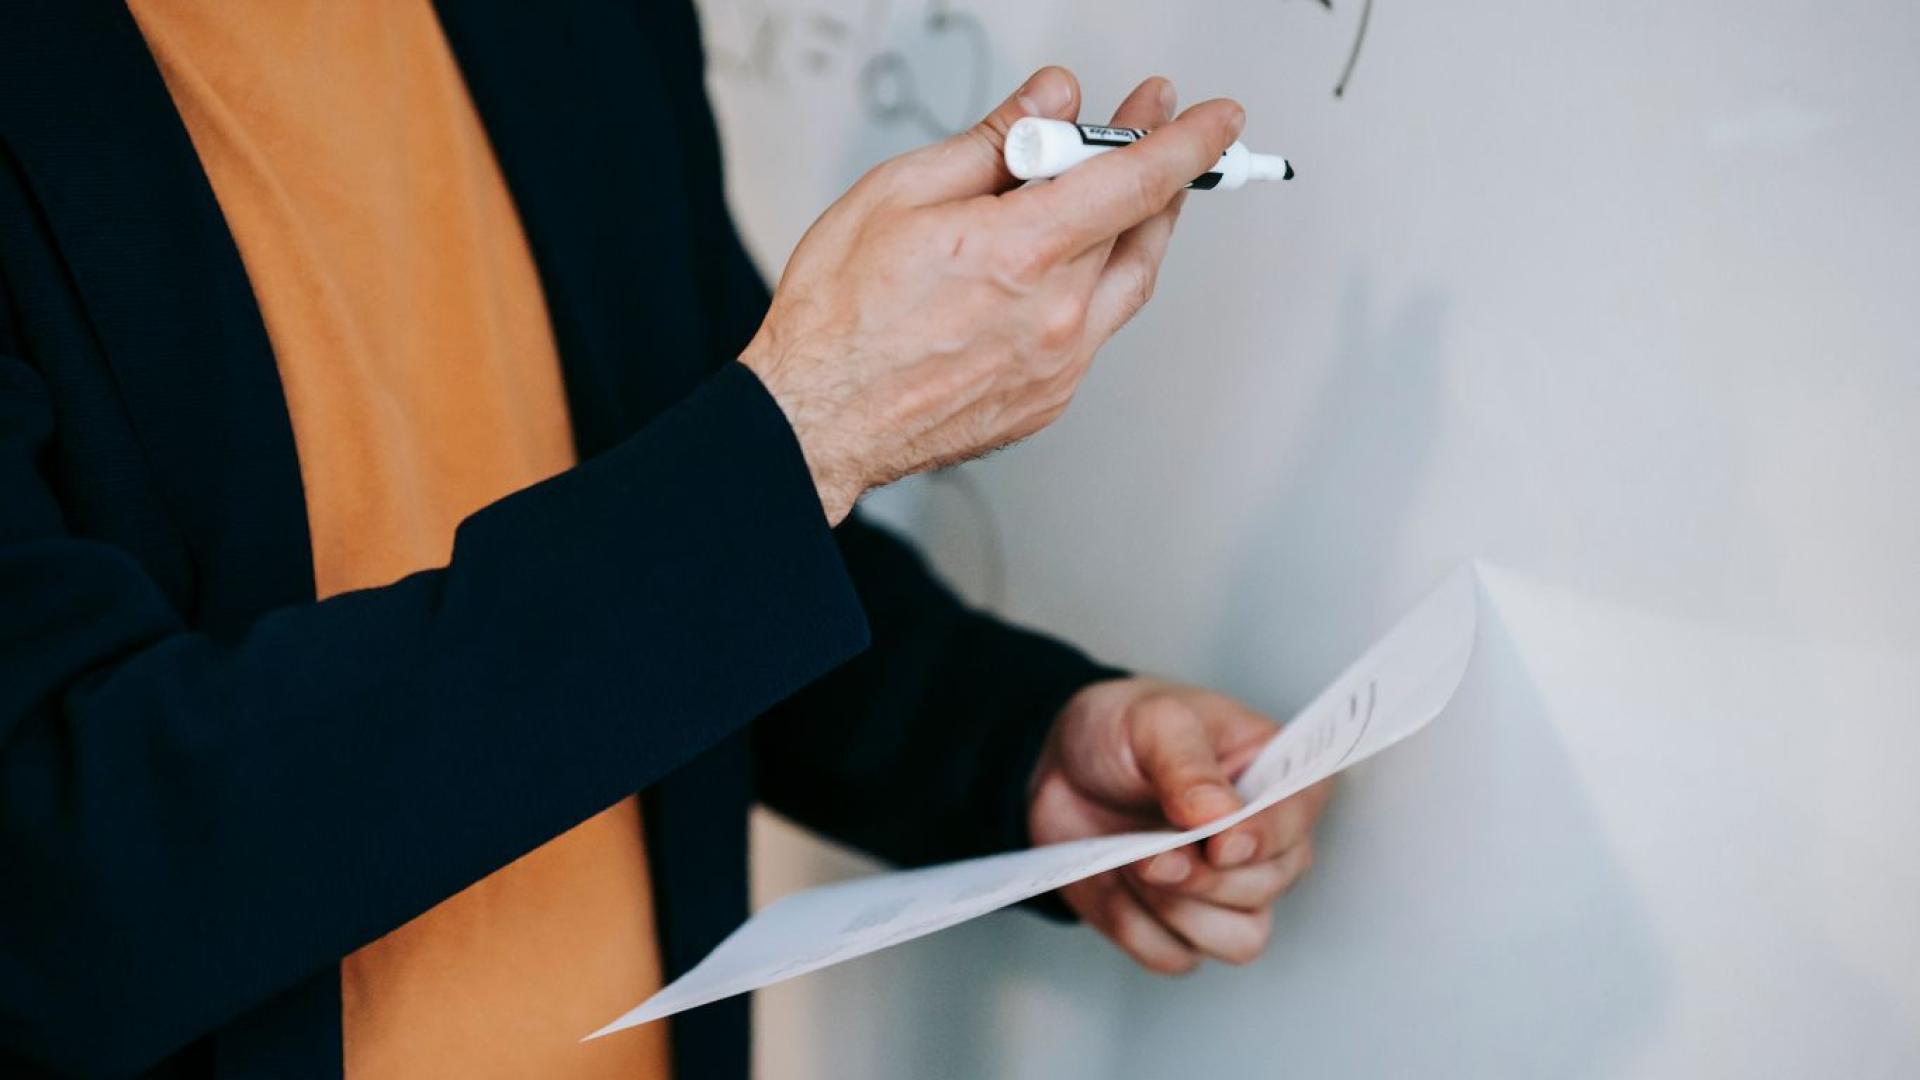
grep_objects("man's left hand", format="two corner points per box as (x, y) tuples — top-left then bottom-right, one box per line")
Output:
(1028, 677), (1335, 973)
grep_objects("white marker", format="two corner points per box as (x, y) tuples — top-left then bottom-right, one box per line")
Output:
(1004, 117), (1294, 190)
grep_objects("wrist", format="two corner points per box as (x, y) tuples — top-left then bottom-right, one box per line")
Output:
(738, 341), (864, 525)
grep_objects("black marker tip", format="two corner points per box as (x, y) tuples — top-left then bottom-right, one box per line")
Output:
(1284, 161), (1296, 180)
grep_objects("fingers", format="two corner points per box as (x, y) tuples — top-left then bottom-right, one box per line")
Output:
(1118, 836), (1314, 970)
(900, 66), (1081, 202)
(1072, 820), (1318, 973)
(1088, 841), (1311, 970)
(1069, 76), (1181, 328)
(1007, 97), (1244, 257)
(1218, 776), (1335, 868)
(1084, 192), (1184, 342)
(1126, 690), (1304, 869)
(1133, 837), (1316, 910)
(1063, 873), (1198, 975)
(1108, 75), (1176, 136)
(1132, 882), (1274, 966)
(1128, 694), (1243, 831)
(1201, 778), (1326, 872)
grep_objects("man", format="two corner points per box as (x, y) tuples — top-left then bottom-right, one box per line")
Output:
(0, 2), (1331, 1077)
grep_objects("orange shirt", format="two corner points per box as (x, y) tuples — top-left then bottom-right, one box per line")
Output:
(125, 2), (670, 1076)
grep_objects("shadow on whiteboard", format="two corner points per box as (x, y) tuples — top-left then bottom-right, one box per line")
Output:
(1107, 568), (1667, 1078)
(754, 569), (1666, 1080)
(1206, 275), (1451, 701)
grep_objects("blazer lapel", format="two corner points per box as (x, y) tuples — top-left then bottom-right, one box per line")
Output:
(0, 0), (716, 628)
(434, 14), (756, 1076)
(0, 1), (315, 630)
(433, 0), (708, 457)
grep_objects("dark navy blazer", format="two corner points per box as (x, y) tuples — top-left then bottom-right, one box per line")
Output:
(0, 2), (1109, 1076)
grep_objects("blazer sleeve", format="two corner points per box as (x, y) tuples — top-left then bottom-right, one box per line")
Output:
(641, 0), (1125, 872)
(0, 346), (869, 1076)
(753, 516), (1125, 869)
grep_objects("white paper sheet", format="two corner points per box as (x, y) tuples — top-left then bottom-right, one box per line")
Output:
(588, 565), (1479, 1040)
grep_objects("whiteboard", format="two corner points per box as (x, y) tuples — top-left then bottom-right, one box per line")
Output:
(700, 1), (1920, 1076)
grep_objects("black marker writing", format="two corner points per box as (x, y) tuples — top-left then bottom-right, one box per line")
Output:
(703, 0), (992, 139)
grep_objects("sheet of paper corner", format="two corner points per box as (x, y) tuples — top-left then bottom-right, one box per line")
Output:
(587, 563), (1481, 1041)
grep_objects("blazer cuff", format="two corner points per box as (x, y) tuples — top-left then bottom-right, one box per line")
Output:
(972, 628), (1126, 923)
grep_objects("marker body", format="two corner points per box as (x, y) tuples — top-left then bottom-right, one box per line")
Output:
(1004, 117), (1293, 190)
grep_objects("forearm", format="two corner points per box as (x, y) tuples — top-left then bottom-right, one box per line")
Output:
(0, 362), (868, 1076)
(753, 516), (1120, 868)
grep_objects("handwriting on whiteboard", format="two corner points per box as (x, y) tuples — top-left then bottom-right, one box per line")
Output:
(1289, 0), (1373, 97)
(700, 0), (1374, 141)
(702, 0), (991, 138)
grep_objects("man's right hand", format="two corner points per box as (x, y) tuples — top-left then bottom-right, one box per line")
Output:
(738, 67), (1246, 523)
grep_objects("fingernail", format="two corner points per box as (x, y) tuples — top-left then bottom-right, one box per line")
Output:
(1146, 852), (1190, 884)
(1228, 105), (1247, 139)
(1018, 69), (1072, 117)
(1157, 80), (1177, 116)
(1220, 834), (1257, 867)
(1185, 784), (1237, 819)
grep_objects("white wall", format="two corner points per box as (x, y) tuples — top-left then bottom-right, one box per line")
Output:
(702, 1), (1920, 1075)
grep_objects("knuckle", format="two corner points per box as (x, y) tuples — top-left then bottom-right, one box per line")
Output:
(1223, 913), (1272, 965)
(855, 158), (900, 200)
(1269, 854), (1310, 899)
(1134, 694), (1198, 736)
(1252, 863), (1293, 904)
(1024, 396), (1073, 436)
(1014, 196), (1085, 276)
(1128, 932), (1195, 974)
(1036, 296), (1088, 350)
(1127, 263), (1158, 311)
(1114, 919), (1151, 956)
(962, 121), (1008, 164)
(999, 235), (1062, 285)
(1016, 353), (1092, 435)
(1130, 166), (1169, 217)
(1117, 924), (1162, 964)
(1107, 903), (1190, 974)
(1048, 347), (1093, 388)
(1109, 263), (1157, 321)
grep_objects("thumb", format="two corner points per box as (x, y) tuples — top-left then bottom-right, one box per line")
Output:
(901, 66), (1080, 203)
(1130, 695), (1244, 831)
